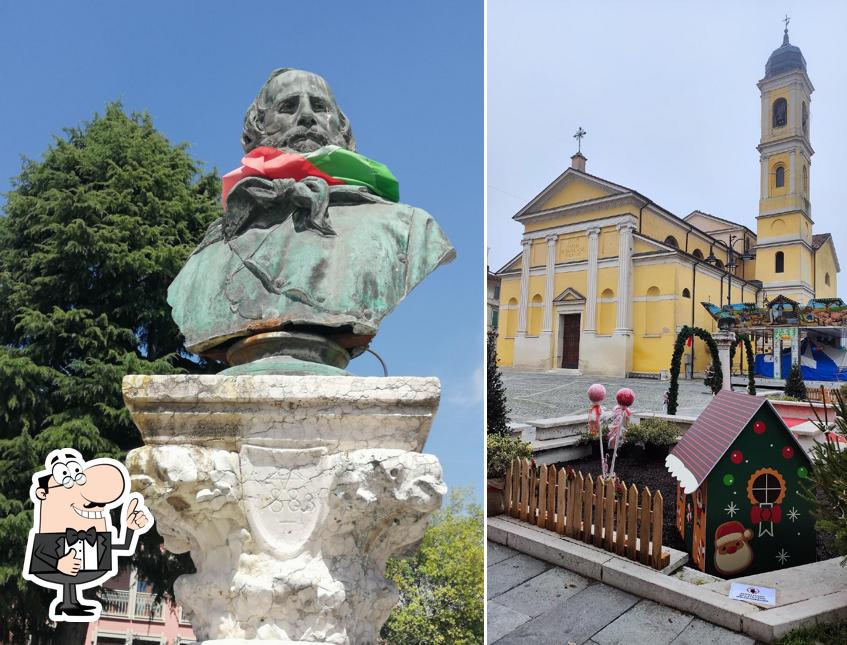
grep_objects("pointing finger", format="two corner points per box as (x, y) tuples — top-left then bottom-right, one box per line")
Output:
(126, 497), (138, 516)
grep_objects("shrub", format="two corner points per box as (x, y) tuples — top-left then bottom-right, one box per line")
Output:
(624, 417), (680, 449)
(486, 433), (532, 479)
(486, 330), (511, 436)
(765, 393), (803, 402)
(784, 363), (808, 400)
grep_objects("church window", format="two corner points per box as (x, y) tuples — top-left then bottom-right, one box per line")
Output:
(775, 251), (785, 273)
(803, 165), (808, 194)
(692, 249), (703, 260)
(802, 101), (808, 135)
(772, 98), (787, 128)
(505, 298), (518, 337)
(775, 165), (785, 188)
(664, 235), (679, 248)
(825, 272), (831, 286)
(528, 294), (543, 336)
(682, 288), (691, 298)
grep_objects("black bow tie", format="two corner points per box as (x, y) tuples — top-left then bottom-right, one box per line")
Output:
(66, 527), (97, 546)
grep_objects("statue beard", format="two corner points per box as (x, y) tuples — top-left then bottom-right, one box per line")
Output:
(270, 126), (344, 154)
(715, 543), (753, 575)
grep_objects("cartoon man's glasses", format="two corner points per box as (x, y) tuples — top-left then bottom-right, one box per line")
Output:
(47, 461), (87, 489)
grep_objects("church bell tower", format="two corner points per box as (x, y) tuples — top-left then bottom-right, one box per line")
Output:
(755, 20), (815, 302)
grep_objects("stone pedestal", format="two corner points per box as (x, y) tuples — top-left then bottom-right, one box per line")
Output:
(713, 330), (737, 391)
(124, 375), (446, 645)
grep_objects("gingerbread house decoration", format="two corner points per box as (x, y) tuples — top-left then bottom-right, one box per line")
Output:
(665, 390), (815, 577)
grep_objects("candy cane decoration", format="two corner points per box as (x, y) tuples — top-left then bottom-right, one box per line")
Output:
(607, 388), (635, 479)
(587, 384), (607, 477)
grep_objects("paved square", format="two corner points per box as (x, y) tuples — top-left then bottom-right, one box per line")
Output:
(501, 369), (717, 422)
(487, 541), (758, 645)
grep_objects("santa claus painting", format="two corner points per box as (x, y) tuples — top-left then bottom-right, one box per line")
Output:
(714, 521), (754, 576)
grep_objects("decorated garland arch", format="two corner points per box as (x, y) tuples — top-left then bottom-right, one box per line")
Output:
(730, 332), (756, 396)
(667, 326), (722, 415)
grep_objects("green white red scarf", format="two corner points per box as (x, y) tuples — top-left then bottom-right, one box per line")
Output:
(221, 145), (399, 208)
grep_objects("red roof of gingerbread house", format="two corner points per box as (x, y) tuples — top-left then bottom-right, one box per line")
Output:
(665, 390), (810, 494)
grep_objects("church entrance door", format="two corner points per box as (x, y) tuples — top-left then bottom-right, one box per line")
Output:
(560, 314), (580, 368)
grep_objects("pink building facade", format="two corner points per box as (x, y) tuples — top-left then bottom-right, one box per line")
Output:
(84, 568), (196, 645)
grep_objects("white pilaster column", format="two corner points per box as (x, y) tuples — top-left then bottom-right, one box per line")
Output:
(713, 330), (737, 391)
(585, 227), (600, 332)
(615, 223), (634, 333)
(761, 156), (768, 199)
(517, 239), (531, 335)
(790, 150), (797, 194)
(791, 331), (800, 368)
(543, 235), (557, 332)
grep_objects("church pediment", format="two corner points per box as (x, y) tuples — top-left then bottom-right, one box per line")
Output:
(514, 169), (629, 220)
(553, 287), (586, 303)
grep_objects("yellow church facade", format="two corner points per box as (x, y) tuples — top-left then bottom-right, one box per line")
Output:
(495, 29), (839, 378)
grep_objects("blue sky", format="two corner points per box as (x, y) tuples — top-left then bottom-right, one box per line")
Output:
(0, 2), (483, 500)
(489, 0), (846, 303)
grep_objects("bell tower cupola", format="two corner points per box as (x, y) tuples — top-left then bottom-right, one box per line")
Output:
(755, 18), (816, 302)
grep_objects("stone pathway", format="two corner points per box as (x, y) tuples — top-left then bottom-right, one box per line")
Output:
(487, 541), (757, 645)
(501, 369), (717, 422)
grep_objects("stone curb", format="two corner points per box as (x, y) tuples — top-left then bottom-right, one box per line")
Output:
(488, 516), (847, 643)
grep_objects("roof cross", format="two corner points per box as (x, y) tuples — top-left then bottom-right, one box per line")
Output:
(573, 127), (587, 154)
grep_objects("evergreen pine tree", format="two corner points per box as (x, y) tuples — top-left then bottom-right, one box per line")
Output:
(0, 103), (221, 642)
(784, 363), (808, 400)
(809, 391), (847, 565)
(486, 330), (510, 435)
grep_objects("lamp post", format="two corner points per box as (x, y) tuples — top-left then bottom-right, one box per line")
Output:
(722, 234), (754, 308)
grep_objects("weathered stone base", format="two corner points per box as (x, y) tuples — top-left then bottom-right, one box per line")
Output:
(124, 375), (446, 645)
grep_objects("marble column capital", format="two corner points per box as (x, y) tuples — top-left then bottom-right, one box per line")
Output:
(125, 375), (445, 644)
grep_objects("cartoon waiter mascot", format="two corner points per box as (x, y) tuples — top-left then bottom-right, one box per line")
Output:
(23, 449), (153, 621)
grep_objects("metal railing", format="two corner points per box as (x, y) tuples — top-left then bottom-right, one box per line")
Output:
(100, 589), (164, 621)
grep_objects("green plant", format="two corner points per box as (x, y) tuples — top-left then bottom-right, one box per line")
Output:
(667, 326), (722, 415)
(765, 393), (803, 402)
(0, 103), (220, 642)
(486, 330), (511, 436)
(381, 489), (483, 645)
(486, 433), (532, 479)
(807, 391), (847, 566)
(624, 418), (680, 449)
(774, 620), (847, 645)
(784, 363), (808, 400)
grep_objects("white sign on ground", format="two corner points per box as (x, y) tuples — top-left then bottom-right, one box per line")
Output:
(729, 582), (776, 607)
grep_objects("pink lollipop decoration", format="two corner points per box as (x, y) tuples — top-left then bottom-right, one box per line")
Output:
(607, 387), (636, 479)
(587, 384), (606, 437)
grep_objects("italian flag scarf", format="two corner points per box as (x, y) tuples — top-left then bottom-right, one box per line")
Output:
(221, 145), (400, 207)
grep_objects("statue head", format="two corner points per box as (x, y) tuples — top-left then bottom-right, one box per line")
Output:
(241, 69), (356, 154)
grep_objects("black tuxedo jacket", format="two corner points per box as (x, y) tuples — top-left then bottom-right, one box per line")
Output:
(29, 528), (135, 575)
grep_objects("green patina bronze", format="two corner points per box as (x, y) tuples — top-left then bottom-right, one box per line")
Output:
(167, 69), (455, 373)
